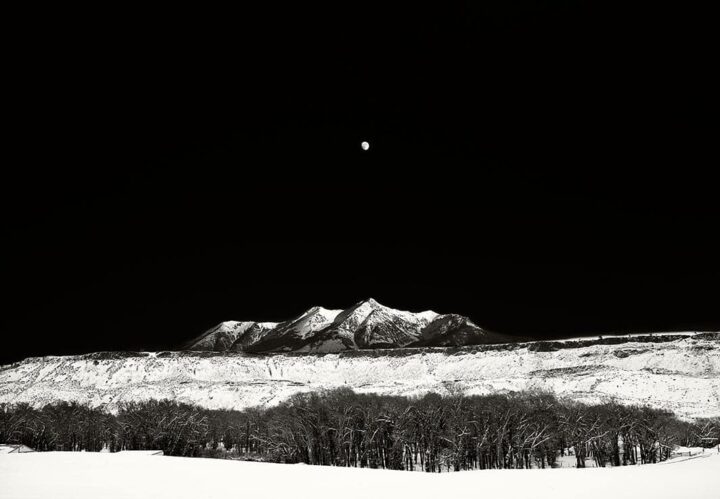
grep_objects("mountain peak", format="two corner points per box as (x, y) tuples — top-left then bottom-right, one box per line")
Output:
(302, 306), (322, 315)
(304, 305), (339, 314)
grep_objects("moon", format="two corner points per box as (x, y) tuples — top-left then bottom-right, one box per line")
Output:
(361, 141), (370, 151)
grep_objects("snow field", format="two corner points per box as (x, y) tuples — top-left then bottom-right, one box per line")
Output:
(0, 450), (718, 499)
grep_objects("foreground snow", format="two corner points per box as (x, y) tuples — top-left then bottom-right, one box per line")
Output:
(1, 451), (718, 499)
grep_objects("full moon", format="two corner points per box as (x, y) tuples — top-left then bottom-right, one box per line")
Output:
(361, 141), (370, 151)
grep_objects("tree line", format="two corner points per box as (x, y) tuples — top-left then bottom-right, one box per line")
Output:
(1, 389), (718, 471)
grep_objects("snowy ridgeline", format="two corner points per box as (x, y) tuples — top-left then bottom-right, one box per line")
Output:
(183, 298), (510, 353)
(0, 333), (719, 419)
(0, 451), (718, 499)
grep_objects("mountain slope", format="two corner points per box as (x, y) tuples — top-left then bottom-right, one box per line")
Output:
(185, 321), (278, 351)
(410, 314), (509, 347)
(243, 307), (342, 352)
(228, 322), (279, 352)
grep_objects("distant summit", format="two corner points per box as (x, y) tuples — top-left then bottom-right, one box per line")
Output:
(184, 299), (512, 353)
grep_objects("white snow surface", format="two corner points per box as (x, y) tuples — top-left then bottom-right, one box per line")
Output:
(1, 450), (718, 499)
(1, 334), (718, 419)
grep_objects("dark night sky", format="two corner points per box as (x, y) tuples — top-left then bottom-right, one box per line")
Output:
(2, 2), (718, 365)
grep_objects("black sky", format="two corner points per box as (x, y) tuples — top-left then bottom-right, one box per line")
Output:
(2, 2), (718, 364)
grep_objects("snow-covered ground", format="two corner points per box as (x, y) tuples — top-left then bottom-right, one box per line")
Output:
(1, 334), (718, 418)
(556, 331), (702, 342)
(1, 450), (718, 499)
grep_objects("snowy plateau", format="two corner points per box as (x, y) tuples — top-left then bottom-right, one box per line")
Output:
(1, 332), (718, 419)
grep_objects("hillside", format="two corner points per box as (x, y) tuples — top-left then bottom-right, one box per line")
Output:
(1, 333), (718, 419)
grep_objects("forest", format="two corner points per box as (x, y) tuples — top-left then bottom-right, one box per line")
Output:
(2, 389), (718, 471)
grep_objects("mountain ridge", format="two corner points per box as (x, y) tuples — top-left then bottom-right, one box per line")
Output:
(185, 299), (511, 353)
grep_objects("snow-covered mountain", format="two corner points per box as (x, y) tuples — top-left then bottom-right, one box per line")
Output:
(185, 298), (510, 353)
(2, 333), (718, 419)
